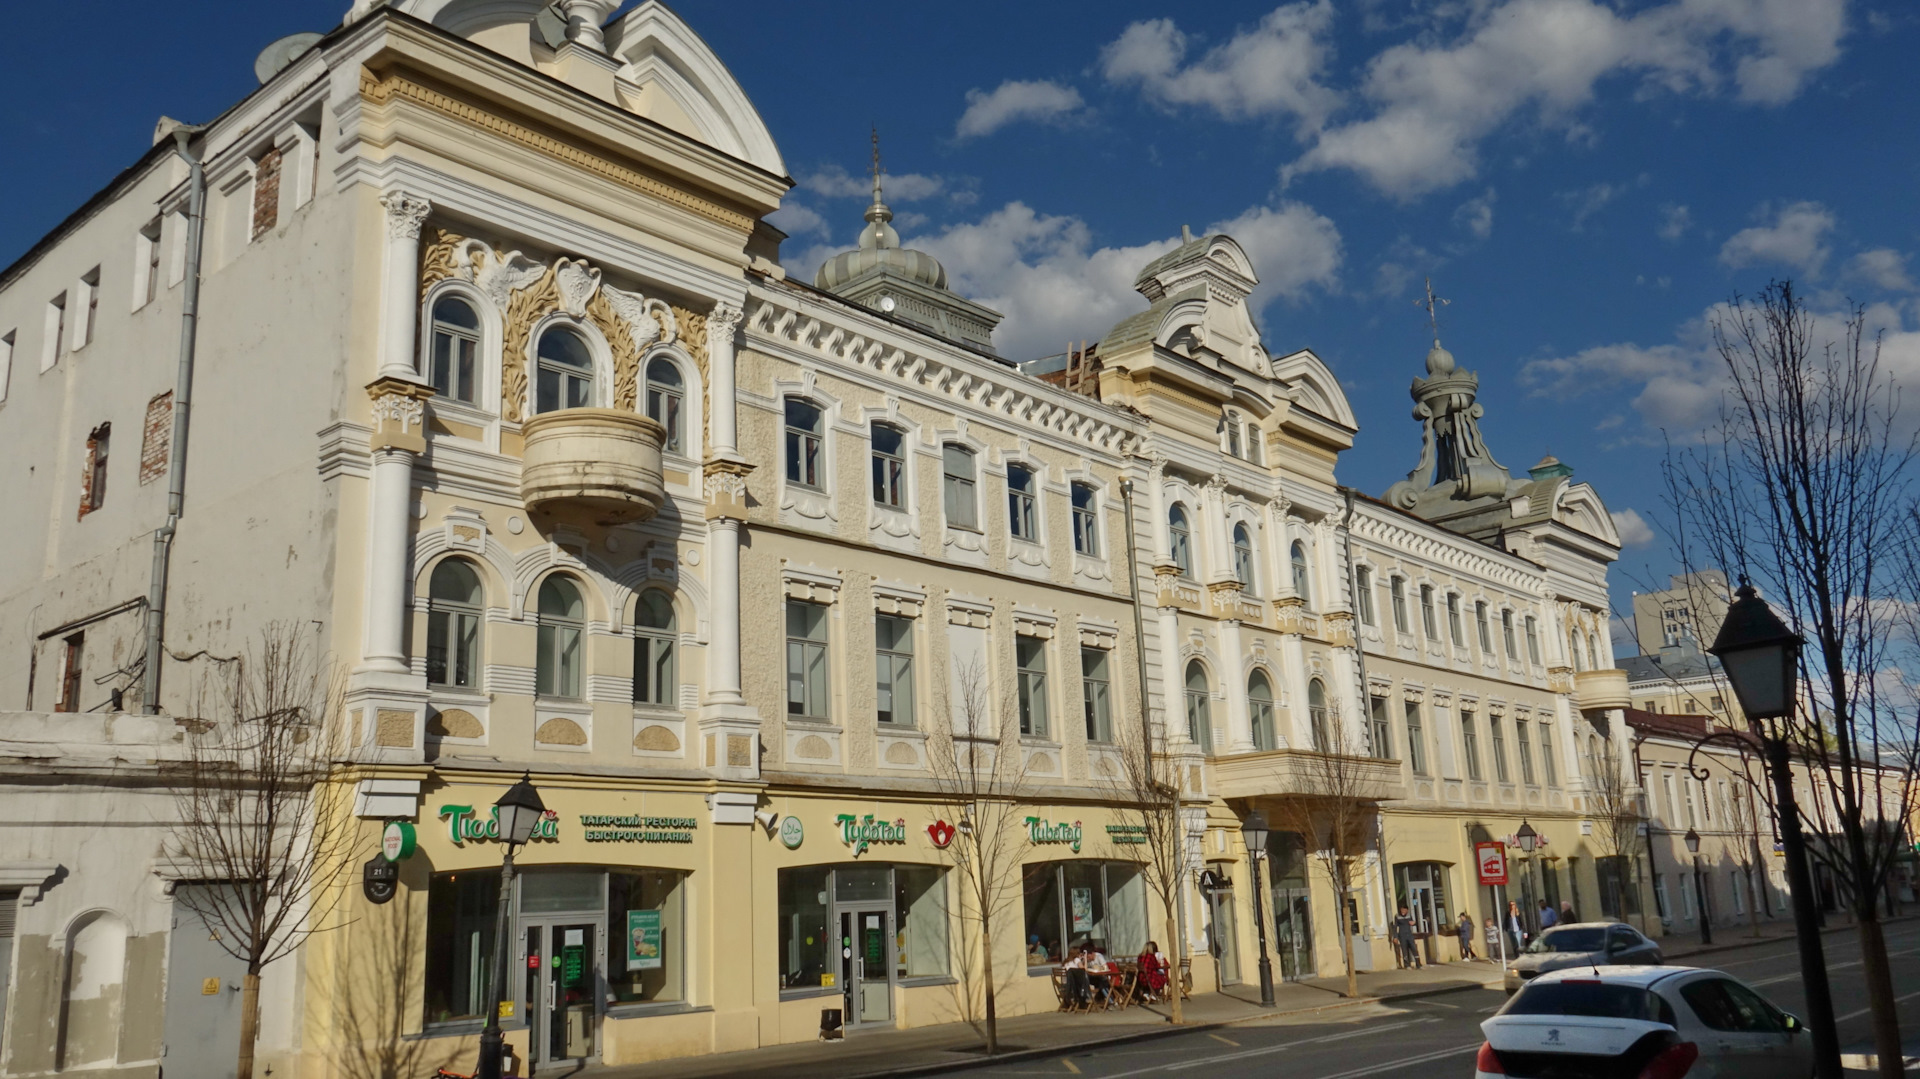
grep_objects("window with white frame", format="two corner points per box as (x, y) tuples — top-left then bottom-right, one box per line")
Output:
(43, 292), (66, 371)
(1525, 616), (1541, 665)
(136, 220), (161, 309)
(0, 330), (13, 404)
(1071, 483), (1099, 556)
(1007, 464), (1037, 541)
(1244, 420), (1262, 465)
(535, 576), (585, 699)
(1404, 700), (1427, 775)
(942, 445), (978, 529)
(1516, 718), (1535, 784)
(785, 399), (823, 489)
(1502, 610), (1517, 660)
(1476, 601), (1492, 652)
(427, 559), (484, 690)
(1569, 630), (1584, 672)
(786, 600), (830, 720)
(1539, 719), (1557, 785)
(77, 268), (98, 349)
(1447, 593), (1464, 646)
(1391, 576), (1409, 633)
(1232, 524), (1255, 592)
(1016, 636), (1049, 737)
(1081, 647), (1112, 742)
(1461, 710), (1482, 780)
(632, 590), (676, 707)
(1308, 678), (1330, 752)
(1490, 715), (1510, 782)
(1420, 585), (1438, 639)
(1250, 671), (1277, 751)
(1223, 414), (1242, 459)
(1290, 541), (1311, 604)
(1369, 696), (1392, 758)
(870, 423), (905, 508)
(534, 325), (594, 413)
(1356, 566), (1376, 626)
(1184, 661), (1212, 754)
(428, 295), (481, 404)
(1168, 505), (1193, 578)
(645, 357), (684, 452)
(875, 614), (915, 726)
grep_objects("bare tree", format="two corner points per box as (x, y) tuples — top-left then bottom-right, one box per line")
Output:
(927, 655), (1029, 1055)
(1663, 281), (1920, 1079)
(330, 894), (462, 1079)
(1271, 703), (1390, 999)
(1586, 740), (1646, 930)
(1111, 718), (1191, 1023)
(164, 623), (353, 1079)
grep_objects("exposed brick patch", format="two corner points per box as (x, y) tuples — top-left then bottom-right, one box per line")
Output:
(140, 391), (172, 484)
(251, 148), (282, 241)
(78, 422), (109, 520)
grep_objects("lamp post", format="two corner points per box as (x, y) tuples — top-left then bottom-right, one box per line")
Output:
(1684, 828), (1711, 946)
(1240, 811), (1276, 1006)
(1709, 584), (1838, 1079)
(479, 773), (547, 1079)
(1514, 821), (1538, 938)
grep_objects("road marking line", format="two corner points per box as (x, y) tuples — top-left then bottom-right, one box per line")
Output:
(1098, 1017), (1438, 1079)
(1208, 1034), (1239, 1046)
(1061, 1058), (1082, 1074)
(1417, 998), (1460, 1009)
(1316, 1043), (1482, 1079)
(1834, 988), (1920, 1023)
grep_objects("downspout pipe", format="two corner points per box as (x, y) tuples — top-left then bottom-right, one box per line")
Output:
(142, 126), (207, 714)
(1119, 477), (1154, 749)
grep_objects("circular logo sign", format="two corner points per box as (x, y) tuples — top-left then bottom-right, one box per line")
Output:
(381, 820), (417, 863)
(778, 815), (805, 850)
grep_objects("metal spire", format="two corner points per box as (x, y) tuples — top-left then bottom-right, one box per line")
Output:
(1416, 276), (1450, 346)
(870, 125), (883, 207)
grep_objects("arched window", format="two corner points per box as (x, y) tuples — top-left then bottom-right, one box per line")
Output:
(1308, 678), (1329, 752)
(535, 325), (594, 413)
(633, 590), (676, 707)
(1245, 420), (1262, 465)
(1570, 630), (1585, 672)
(536, 576), (585, 699)
(1587, 633), (1600, 670)
(428, 295), (480, 403)
(1168, 505), (1193, 577)
(1184, 661), (1212, 753)
(1248, 671), (1276, 751)
(1224, 414), (1242, 458)
(426, 559), (483, 689)
(1232, 524), (1255, 592)
(1290, 541), (1311, 604)
(785, 398), (823, 489)
(645, 357), (684, 452)
(942, 444), (978, 529)
(59, 911), (128, 1069)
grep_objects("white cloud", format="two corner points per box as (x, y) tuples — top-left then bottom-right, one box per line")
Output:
(955, 80), (1086, 139)
(1284, 0), (1847, 198)
(1453, 188), (1496, 239)
(766, 202), (831, 242)
(1846, 249), (1917, 292)
(1101, 1), (1340, 132)
(1657, 203), (1692, 242)
(801, 165), (947, 202)
(1718, 201), (1835, 275)
(1561, 179), (1638, 232)
(906, 200), (1342, 361)
(1611, 508), (1658, 548)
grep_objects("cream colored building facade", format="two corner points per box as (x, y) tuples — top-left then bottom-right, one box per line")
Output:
(0, 2), (1643, 1076)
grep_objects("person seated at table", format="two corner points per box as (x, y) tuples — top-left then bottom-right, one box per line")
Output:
(1080, 942), (1115, 1004)
(1061, 943), (1092, 1004)
(1027, 934), (1049, 965)
(1135, 941), (1169, 1001)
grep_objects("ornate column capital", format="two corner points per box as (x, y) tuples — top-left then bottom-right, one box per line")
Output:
(708, 301), (744, 337)
(367, 377), (433, 453)
(703, 457), (755, 522)
(379, 190), (432, 240)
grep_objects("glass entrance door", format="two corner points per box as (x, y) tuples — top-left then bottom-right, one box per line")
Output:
(837, 908), (893, 1026)
(1274, 890), (1315, 980)
(1206, 882), (1241, 984)
(523, 922), (597, 1067)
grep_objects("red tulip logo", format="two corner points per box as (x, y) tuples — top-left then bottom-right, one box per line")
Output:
(927, 820), (956, 849)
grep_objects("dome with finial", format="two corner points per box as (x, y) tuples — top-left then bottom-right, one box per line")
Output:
(815, 140), (947, 292)
(1425, 341), (1456, 375)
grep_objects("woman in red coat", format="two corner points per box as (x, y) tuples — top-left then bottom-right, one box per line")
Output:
(1136, 941), (1169, 1001)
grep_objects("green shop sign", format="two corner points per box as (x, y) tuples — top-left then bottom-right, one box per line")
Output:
(1105, 824), (1148, 845)
(837, 814), (906, 854)
(439, 804), (560, 845)
(1026, 817), (1083, 853)
(580, 814), (699, 843)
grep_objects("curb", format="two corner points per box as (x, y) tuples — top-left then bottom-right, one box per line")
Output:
(831, 975), (1508, 1079)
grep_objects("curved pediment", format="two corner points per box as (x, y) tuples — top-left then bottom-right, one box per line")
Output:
(1554, 482), (1620, 546)
(1269, 348), (1356, 429)
(604, 2), (785, 175)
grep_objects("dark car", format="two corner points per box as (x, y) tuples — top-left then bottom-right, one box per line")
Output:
(1503, 922), (1662, 993)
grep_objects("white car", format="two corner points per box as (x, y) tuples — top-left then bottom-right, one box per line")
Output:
(1475, 965), (1812, 1078)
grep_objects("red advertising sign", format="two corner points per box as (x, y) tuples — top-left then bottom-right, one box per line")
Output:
(1475, 841), (1508, 886)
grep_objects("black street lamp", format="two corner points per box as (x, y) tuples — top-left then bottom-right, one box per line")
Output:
(1684, 828), (1711, 946)
(478, 773), (547, 1079)
(1514, 821), (1539, 933)
(1709, 584), (1837, 1079)
(1240, 811), (1276, 1006)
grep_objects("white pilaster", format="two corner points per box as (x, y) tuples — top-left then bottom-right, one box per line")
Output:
(699, 463), (759, 779)
(1218, 617), (1254, 752)
(377, 190), (431, 382)
(706, 303), (743, 457)
(363, 447), (415, 672)
(1158, 603), (1187, 746)
(705, 517), (744, 707)
(1279, 630), (1310, 748)
(348, 378), (434, 763)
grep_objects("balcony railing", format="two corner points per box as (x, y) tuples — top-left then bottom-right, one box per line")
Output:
(1574, 669), (1631, 712)
(1209, 748), (1408, 803)
(520, 408), (667, 525)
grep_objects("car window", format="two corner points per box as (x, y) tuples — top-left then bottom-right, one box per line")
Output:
(1682, 978), (1781, 1033)
(1528, 927), (1608, 953)
(1609, 928), (1639, 949)
(1502, 981), (1678, 1025)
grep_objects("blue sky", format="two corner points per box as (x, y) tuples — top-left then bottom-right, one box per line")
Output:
(6, 0), (1917, 647)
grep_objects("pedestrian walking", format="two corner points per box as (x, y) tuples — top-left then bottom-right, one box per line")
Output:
(1506, 899), (1527, 957)
(1560, 899), (1578, 924)
(1484, 917), (1500, 962)
(1457, 911), (1477, 960)
(1538, 899), (1557, 930)
(1393, 905), (1421, 969)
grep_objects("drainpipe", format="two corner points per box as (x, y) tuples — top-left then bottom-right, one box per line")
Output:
(142, 126), (207, 714)
(1341, 487), (1389, 950)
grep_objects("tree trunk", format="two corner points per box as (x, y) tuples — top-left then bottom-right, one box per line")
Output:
(1857, 913), (1904, 1079)
(1166, 911), (1184, 1025)
(1337, 874), (1357, 999)
(981, 916), (998, 1055)
(237, 969), (262, 1079)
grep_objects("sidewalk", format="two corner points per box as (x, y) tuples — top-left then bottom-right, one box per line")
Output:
(586, 961), (1506, 1079)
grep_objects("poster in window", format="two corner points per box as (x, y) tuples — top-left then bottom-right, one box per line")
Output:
(1070, 887), (1094, 933)
(627, 909), (662, 971)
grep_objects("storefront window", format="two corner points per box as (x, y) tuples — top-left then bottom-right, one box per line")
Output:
(521, 870), (602, 914)
(778, 864), (949, 992)
(425, 870), (500, 1025)
(607, 870), (686, 1005)
(778, 866), (831, 990)
(895, 866), (948, 979)
(1022, 860), (1147, 964)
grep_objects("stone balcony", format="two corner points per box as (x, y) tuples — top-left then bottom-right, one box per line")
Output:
(520, 408), (666, 525)
(1209, 748), (1408, 803)
(1575, 669), (1632, 712)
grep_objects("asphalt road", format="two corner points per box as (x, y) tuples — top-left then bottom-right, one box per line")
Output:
(962, 921), (1920, 1079)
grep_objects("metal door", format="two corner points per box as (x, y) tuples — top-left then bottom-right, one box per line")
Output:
(1274, 889), (1315, 980)
(163, 885), (248, 1079)
(523, 922), (597, 1068)
(1205, 883), (1240, 985)
(837, 908), (893, 1026)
